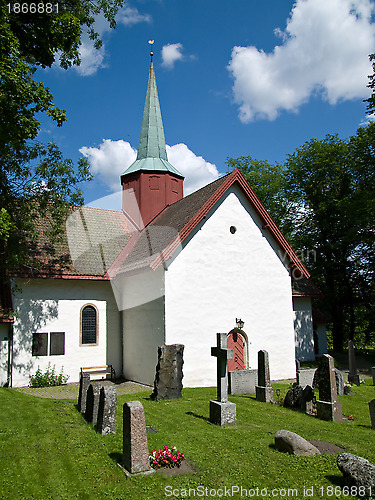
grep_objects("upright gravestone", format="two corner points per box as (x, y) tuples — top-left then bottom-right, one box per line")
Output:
(123, 401), (151, 475)
(299, 385), (314, 414)
(78, 372), (90, 414)
(255, 350), (273, 402)
(369, 399), (375, 430)
(372, 367), (375, 386)
(209, 333), (236, 425)
(85, 383), (101, 427)
(348, 340), (360, 386)
(313, 366), (344, 396)
(316, 354), (342, 422)
(96, 386), (117, 435)
(151, 344), (184, 400)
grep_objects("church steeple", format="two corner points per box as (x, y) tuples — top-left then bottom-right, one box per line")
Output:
(137, 59), (168, 161)
(121, 43), (184, 227)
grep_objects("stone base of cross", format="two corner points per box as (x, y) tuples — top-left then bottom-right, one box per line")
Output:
(209, 332), (236, 426)
(209, 400), (236, 426)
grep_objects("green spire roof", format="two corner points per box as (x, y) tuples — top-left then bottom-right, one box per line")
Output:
(122, 60), (184, 178)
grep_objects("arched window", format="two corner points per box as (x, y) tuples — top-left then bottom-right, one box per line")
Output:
(81, 305), (98, 345)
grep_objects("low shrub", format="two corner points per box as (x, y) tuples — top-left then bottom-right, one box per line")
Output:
(29, 363), (69, 388)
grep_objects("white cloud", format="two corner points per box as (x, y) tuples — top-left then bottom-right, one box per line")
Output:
(228, 0), (375, 122)
(72, 6), (151, 76)
(161, 43), (184, 68)
(80, 139), (219, 198)
(75, 35), (107, 76)
(360, 112), (375, 126)
(80, 139), (137, 191)
(116, 5), (152, 26)
(166, 144), (220, 195)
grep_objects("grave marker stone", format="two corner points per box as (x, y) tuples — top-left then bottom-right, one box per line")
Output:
(228, 369), (258, 395)
(316, 354), (342, 422)
(348, 340), (360, 386)
(151, 344), (184, 400)
(299, 385), (314, 414)
(96, 386), (117, 435)
(123, 401), (151, 474)
(369, 399), (375, 430)
(299, 368), (317, 389)
(209, 333), (236, 425)
(85, 383), (101, 427)
(255, 350), (273, 402)
(78, 372), (90, 414)
(372, 367), (375, 386)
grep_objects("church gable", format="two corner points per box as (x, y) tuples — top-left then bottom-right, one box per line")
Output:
(111, 169), (314, 287)
(163, 184), (297, 386)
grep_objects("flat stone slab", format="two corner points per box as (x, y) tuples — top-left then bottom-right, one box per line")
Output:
(337, 453), (375, 489)
(156, 460), (195, 476)
(275, 430), (321, 456)
(309, 440), (345, 455)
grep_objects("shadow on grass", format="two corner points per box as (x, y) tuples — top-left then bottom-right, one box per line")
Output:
(185, 411), (210, 423)
(325, 475), (346, 487)
(109, 452), (123, 465)
(234, 395), (257, 401)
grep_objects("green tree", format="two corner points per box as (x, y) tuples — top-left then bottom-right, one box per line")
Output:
(0, 0), (124, 297)
(365, 53), (375, 115)
(227, 124), (375, 351)
(284, 125), (375, 350)
(226, 156), (293, 236)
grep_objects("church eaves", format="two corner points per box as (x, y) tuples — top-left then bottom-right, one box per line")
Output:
(122, 60), (184, 179)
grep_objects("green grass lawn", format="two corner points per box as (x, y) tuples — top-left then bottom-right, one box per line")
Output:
(1, 381), (375, 500)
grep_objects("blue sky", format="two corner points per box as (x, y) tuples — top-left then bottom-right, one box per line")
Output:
(37, 0), (375, 209)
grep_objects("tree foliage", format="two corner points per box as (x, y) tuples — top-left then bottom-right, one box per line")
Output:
(227, 123), (375, 350)
(365, 53), (375, 115)
(0, 0), (124, 292)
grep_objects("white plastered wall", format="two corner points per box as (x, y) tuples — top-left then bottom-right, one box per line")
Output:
(165, 186), (296, 387)
(121, 266), (165, 386)
(293, 296), (315, 361)
(10, 278), (121, 387)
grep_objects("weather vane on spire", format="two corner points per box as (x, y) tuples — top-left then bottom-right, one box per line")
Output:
(148, 40), (154, 60)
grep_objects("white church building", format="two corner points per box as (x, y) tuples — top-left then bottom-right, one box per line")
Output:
(0, 57), (327, 388)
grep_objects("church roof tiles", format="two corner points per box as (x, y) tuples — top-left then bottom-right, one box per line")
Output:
(12, 169), (319, 298)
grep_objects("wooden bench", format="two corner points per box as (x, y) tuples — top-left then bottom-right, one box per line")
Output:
(80, 365), (115, 381)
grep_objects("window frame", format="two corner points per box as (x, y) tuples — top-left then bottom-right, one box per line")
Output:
(49, 332), (65, 356)
(80, 304), (99, 346)
(32, 332), (48, 357)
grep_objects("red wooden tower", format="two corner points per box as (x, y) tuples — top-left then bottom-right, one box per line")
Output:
(121, 54), (184, 228)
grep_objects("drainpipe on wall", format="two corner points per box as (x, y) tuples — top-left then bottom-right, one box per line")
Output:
(7, 323), (13, 387)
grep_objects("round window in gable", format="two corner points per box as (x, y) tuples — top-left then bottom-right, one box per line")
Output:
(230, 226), (237, 234)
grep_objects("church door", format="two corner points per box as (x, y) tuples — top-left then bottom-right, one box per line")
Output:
(227, 331), (245, 371)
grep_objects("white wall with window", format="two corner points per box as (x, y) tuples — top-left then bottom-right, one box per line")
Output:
(9, 278), (121, 387)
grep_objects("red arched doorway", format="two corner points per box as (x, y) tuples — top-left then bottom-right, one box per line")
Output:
(227, 330), (246, 371)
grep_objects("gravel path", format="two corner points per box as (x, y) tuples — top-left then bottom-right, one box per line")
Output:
(14, 380), (151, 400)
